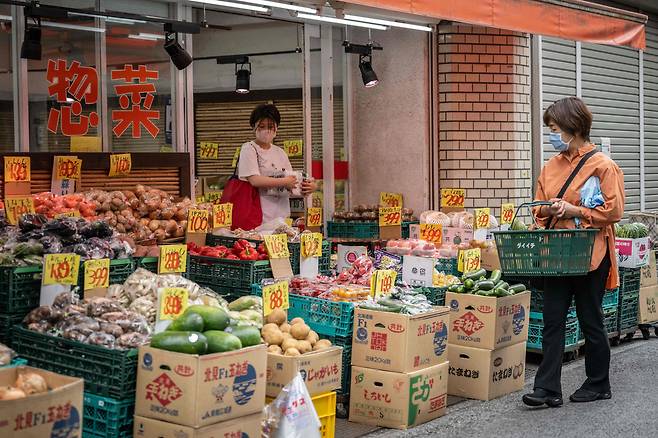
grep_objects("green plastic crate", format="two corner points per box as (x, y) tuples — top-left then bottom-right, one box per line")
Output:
(205, 234), (260, 248)
(0, 265), (42, 313)
(618, 295), (639, 331)
(327, 221), (417, 240)
(402, 221), (419, 239)
(0, 313), (25, 345)
(187, 256), (272, 290)
(134, 256), (158, 273)
(619, 268), (641, 299)
(78, 258), (135, 291)
(435, 257), (459, 276)
(83, 392), (134, 438)
(603, 304), (618, 335)
(529, 290), (577, 318)
(326, 335), (352, 396)
(528, 311), (579, 350)
(0, 357), (28, 368)
(413, 286), (448, 306)
(603, 288), (619, 308)
(289, 240), (331, 275)
(11, 326), (138, 399)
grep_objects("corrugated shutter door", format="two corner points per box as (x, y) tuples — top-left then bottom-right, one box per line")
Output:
(644, 18), (658, 211)
(581, 42), (641, 213)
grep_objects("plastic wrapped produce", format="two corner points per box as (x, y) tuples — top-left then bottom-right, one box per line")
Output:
(117, 332), (150, 349)
(18, 214), (48, 232)
(43, 217), (78, 237)
(86, 297), (124, 317)
(87, 332), (116, 349)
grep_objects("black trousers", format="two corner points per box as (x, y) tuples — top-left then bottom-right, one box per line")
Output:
(533, 252), (612, 395)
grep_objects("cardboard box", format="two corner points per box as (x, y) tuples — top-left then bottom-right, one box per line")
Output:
(133, 412), (263, 438)
(446, 291), (530, 350)
(639, 284), (658, 324)
(0, 366), (83, 438)
(352, 307), (450, 373)
(480, 246), (501, 271)
(135, 344), (266, 428)
(640, 251), (657, 288)
(615, 237), (650, 268)
(447, 342), (526, 401)
(349, 361), (448, 430)
(442, 227), (473, 246)
(266, 346), (343, 397)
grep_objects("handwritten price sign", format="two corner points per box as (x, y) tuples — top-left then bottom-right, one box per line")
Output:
(43, 253), (80, 286)
(158, 245), (188, 274)
(84, 259), (109, 290)
(264, 234), (290, 259)
(55, 156), (82, 180)
(4, 156), (30, 182)
(198, 142), (219, 160)
(109, 153), (132, 177)
(301, 233), (322, 258)
(159, 287), (189, 321)
(231, 147), (241, 168)
(379, 207), (402, 227)
(206, 191), (223, 204)
(187, 209), (210, 233)
(420, 223), (443, 243)
(463, 248), (481, 274)
(474, 208), (491, 229)
(371, 270), (397, 298)
(212, 203), (233, 229)
(379, 192), (403, 208)
(263, 281), (289, 317)
(307, 207), (322, 228)
(5, 197), (35, 225)
(501, 203), (515, 225)
(440, 188), (465, 208)
(312, 192), (323, 208)
(55, 211), (80, 219)
(283, 139), (303, 157)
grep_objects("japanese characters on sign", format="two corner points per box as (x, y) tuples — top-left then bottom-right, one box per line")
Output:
(111, 64), (160, 139)
(440, 188), (465, 208)
(474, 208), (491, 229)
(84, 258), (110, 290)
(379, 192), (403, 208)
(306, 207), (322, 228)
(379, 207), (402, 227)
(4, 156), (30, 182)
(501, 203), (515, 225)
(300, 233), (322, 258)
(109, 153), (132, 177)
(462, 248), (481, 274)
(371, 269), (397, 298)
(43, 253), (81, 286)
(263, 280), (289, 317)
(55, 155), (82, 180)
(420, 224), (443, 244)
(159, 287), (189, 321)
(212, 203), (233, 229)
(4, 197), (35, 225)
(198, 142), (219, 160)
(206, 191), (223, 204)
(232, 147), (241, 168)
(264, 234), (290, 259)
(187, 209), (210, 234)
(158, 245), (188, 274)
(55, 211), (81, 219)
(283, 139), (303, 157)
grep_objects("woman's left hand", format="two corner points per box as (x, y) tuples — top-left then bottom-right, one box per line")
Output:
(555, 200), (581, 219)
(301, 179), (317, 195)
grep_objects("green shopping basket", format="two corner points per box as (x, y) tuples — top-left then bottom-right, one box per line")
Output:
(493, 201), (598, 276)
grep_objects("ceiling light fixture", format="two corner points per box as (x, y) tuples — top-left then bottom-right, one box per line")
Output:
(68, 12), (147, 24)
(188, 0), (269, 13)
(344, 41), (382, 88)
(21, 20), (42, 60)
(164, 23), (194, 70)
(218, 55), (252, 94)
(233, 0), (316, 14)
(129, 32), (165, 41)
(296, 13), (387, 30)
(41, 21), (105, 33)
(343, 14), (432, 32)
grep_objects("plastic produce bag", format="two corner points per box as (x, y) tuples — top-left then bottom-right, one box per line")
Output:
(576, 176), (605, 227)
(262, 373), (321, 438)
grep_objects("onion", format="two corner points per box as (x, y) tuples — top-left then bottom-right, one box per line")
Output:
(0, 386), (26, 400)
(161, 207), (175, 220)
(15, 372), (48, 395)
(174, 209), (187, 221)
(153, 229), (167, 241)
(165, 220), (178, 235)
(148, 220), (161, 232)
(174, 225), (185, 238)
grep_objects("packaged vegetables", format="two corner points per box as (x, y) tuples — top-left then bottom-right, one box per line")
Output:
(187, 239), (269, 261)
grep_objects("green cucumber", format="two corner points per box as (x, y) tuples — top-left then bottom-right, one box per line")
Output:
(184, 305), (230, 331)
(223, 325), (262, 347)
(456, 285), (465, 294)
(494, 281), (509, 290)
(489, 270), (502, 284)
(204, 330), (242, 353)
(464, 279), (475, 290)
(167, 312), (204, 332)
(151, 331), (208, 354)
(462, 269), (487, 281)
(493, 287), (512, 297)
(448, 284), (461, 293)
(474, 280), (495, 291)
(509, 284), (527, 294)
(378, 298), (405, 313)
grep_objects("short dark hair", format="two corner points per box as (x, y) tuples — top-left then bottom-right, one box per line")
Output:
(250, 104), (281, 128)
(543, 97), (592, 140)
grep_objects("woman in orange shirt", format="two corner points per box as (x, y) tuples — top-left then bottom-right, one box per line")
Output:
(523, 97), (625, 408)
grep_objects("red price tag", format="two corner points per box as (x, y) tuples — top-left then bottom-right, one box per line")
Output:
(307, 208), (322, 227)
(440, 188), (465, 208)
(159, 245), (188, 274)
(4, 156), (30, 182)
(463, 248), (481, 274)
(84, 259), (110, 290)
(420, 224), (443, 243)
(501, 203), (515, 225)
(474, 208), (491, 229)
(379, 207), (402, 227)
(263, 281), (289, 316)
(43, 253), (80, 286)
(187, 209), (210, 233)
(379, 192), (403, 208)
(55, 156), (82, 180)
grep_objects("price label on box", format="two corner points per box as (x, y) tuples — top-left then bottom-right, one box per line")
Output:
(159, 244), (188, 274)
(109, 153), (131, 177)
(301, 233), (322, 258)
(501, 203), (515, 225)
(84, 258), (110, 290)
(474, 208), (491, 229)
(263, 281), (289, 317)
(198, 142), (219, 160)
(4, 156), (30, 182)
(283, 139), (303, 157)
(187, 209), (210, 233)
(379, 192), (403, 208)
(43, 253), (80, 286)
(307, 207), (323, 227)
(420, 223), (443, 243)
(212, 203), (233, 229)
(264, 234), (290, 259)
(379, 207), (402, 226)
(371, 270), (397, 298)
(463, 248), (481, 273)
(440, 188), (465, 208)
(5, 197), (35, 225)
(55, 211), (80, 219)
(158, 287), (189, 321)
(55, 156), (82, 180)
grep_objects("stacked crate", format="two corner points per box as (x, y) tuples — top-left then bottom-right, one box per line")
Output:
(0, 266), (42, 345)
(618, 268), (641, 334)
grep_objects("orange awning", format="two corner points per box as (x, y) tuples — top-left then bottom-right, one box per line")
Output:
(340, 0), (647, 50)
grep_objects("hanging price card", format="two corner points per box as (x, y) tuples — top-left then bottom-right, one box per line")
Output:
(263, 281), (289, 317)
(158, 245), (188, 274)
(463, 248), (481, 274)
(84, 259), (110, 290)
(212, 203), (233, 229)
(379, 192), (403, 208)
(264, 234), (290, 259)
(187, 209), (210, 233)
(5, 197), (35, 225)
(307, 207), (322, 227)
(501, 203), (515, 225)
(55, 156), (82, 180)
(4, 156), (30, 182)
(198, 142), (219, 160)
(301, 233), (322, 258)
(440, 188), (465, 208)
(55, 211), (80, 219)
(371, 270), (397, 298)
(379, 207), (402, 226)
(420, 223), (443, 243)
(231, 147), (241, 168)
(158, 287), (189, 321)
(109, 154), (132, 177)
(43, 253), (80, 286)
(206, 191), (223, 203)
(312, 191), (323, 208)
(474, 208), (491, 229)
(283, 139), (303, 157)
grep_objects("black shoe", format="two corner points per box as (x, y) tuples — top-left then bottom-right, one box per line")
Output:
(522, 389), (563, 407)
(569, 388), (612, 403)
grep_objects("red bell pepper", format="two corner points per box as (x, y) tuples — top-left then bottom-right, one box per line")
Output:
(233, 239), (251, 252)
(257, 243), (267, 255)
(226, 254), (240, 260)
(259, 253), (269, 260)
(239, 245), (259, 261)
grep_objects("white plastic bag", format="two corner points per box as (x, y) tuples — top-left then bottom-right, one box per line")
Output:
(262, 373), (321, 438)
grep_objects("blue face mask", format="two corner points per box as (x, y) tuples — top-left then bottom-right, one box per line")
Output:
(549, 132), (572, 152)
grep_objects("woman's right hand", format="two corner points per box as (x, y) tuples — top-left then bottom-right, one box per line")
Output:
(280, 175), (298, 190)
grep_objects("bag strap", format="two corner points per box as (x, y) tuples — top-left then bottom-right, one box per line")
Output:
(232, 142), (261, 177)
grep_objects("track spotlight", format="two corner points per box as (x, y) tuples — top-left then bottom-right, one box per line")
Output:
(344, 41), (382, 88)
(235, 64), (251, 94)
(21, 20), (42, 60)
(164, 31), (192, 70)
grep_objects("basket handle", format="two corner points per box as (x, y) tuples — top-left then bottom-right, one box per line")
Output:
(511, 201), (552, 227)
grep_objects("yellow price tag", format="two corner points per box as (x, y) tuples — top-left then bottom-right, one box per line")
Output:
(4, 156), (30, 182)
(84, 259), (110, 290)
(463, 248), (481, 274)
(379, 207), (402, 227)
(283, 139), (303, 157)
(70, 135), (101, 152)
(264, 234), (290, 259)
(307, 208), (322, 227)
(55, 155), (82, 180)
(263, 281), (289, 317)
(301, 233), (323, 258)
(285, 218), (293, 227)
(109, 153), (131, 177)
(195, 196), (205, 204)
(379, 192), (403, 208)
(43, 253), (80, 286)
(440, 188), (465, 208)
(501, 203), (515, 225)
(212, 203), (233, 229)
(231, 147), (241, 168)
(187, 209), (210, 233)
(206, 191), (223, 203)
(198, 142), (219, 160)
(474, 208), (491, 229)
(159, 287), (189, 321)
(312, 191), (323, 208)
(55, 211), (80, 219)
(370, 270), (397, 298)
(420, 224), (443, 243)
(158, 245), (188, 274)
(4, 197), (35, 225)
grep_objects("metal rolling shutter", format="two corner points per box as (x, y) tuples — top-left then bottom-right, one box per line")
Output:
(644, 18), (658, 211)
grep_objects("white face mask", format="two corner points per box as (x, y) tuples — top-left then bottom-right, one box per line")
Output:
(255, 127), (276, 144)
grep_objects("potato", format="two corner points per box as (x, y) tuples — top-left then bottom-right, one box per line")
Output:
(290, 323), (311, 340)
(290, 317), (305, 326)
(305, 330), (319, 346)
(262, 323), (279, 334)
(281, 338), (297, 352)
(284, 348), (301, 357)
(313, 339), (332, 351)
(262, 329), (284, 346)
(296, 340), (312, 354)
(266, 309), (287, 325)
(267, 345), (283, 355)
(279, 323), (291, 333)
